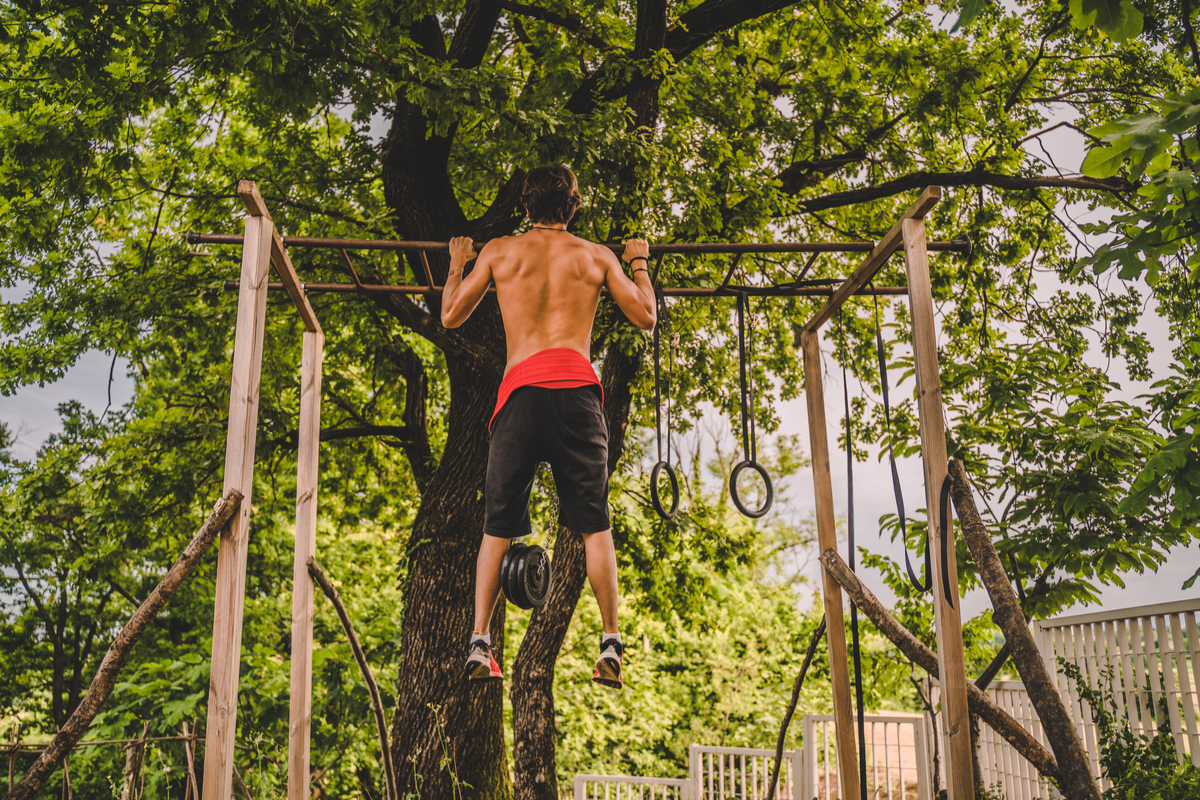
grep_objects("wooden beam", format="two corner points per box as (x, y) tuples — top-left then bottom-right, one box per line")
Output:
(202, 213), (273, 800)
(901, 216), (973, 800)
(801, 186), (941, 333)
(287, 330), (324, 800)
(800, 329), (861, 800)
(271, 234), (321, 334)
(238, 180), (273, 220)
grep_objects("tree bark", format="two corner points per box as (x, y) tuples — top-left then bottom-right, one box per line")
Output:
(3, 490), (242, 800)
(509, 345), (642, 800)
(817, 547), (1062, 785)
(946, 460), (1101, 800)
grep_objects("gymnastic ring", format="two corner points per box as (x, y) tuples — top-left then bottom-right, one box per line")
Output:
(650, 461), (680, 520)
(729, 460), (774, 518)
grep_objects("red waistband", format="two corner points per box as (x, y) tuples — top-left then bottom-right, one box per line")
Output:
(490, 348), (603, 431)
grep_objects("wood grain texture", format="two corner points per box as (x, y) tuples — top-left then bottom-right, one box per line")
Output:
(287, 331), (324, 800)
(271, 234), (321, 333)
(901, 217), (973, 800)
(203, 213), (273, 800)
(4, 491), (242, 800)
(801, 186), (941, 333)
(238, 180), (272, 220)
(800, 329), (861, 800)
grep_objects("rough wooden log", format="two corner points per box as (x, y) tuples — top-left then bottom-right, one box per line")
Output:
(307, 557), (397, 800)
(947, 460), (1101, 800)
(3, 490), (243, 800)
(767, 615), (826, 800)
(818, 547), (1062, 785)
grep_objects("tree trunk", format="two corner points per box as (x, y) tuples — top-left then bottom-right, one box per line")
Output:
(509, 346), (641, 800)
(946, 461), (1101, 800)
(388, 353), (511, 800)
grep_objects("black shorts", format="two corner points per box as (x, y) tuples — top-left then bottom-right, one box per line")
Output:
(485, 385), (610, 537)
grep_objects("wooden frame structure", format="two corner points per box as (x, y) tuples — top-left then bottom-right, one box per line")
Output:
(798, 186), (972, 800)
(204, 182), (324, 800)
(200, 181), (972, 800)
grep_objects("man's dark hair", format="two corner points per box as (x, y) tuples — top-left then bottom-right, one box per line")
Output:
(522, 164), (582, 224)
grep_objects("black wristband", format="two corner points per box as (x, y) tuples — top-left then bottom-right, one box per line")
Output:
(633, 267), (649, 274)
(630, 256), (648, 265)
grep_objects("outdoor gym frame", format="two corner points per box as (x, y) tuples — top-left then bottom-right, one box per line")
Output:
(196, 181), (971, 800)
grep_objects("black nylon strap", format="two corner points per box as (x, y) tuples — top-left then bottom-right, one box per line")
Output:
(654, 290), (666, 463)
(872, 288), (932, 593)
(939, 473), (956, 610)
(737, 291), (756, 462)
(839, 312), (869, 800)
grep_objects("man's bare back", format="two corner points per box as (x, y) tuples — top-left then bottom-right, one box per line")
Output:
(440, 224), (656, 370)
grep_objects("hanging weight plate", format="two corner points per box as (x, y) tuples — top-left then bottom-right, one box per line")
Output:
(502, 542), (526, 607)
(521, 545), (552, 607)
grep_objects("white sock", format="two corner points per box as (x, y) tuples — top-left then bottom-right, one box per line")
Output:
(472, 632), (491, 647)
(601, 632), (621, 646)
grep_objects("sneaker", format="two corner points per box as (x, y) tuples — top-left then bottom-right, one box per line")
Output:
(592, 637), (624, 689)
(465, 639), (503, 681)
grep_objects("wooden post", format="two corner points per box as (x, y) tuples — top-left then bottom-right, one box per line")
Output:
(202, 200), (273, 800)
(901, 217), (973, 800)
(800, 329), (861, 800)
(287, 330), (324, 800)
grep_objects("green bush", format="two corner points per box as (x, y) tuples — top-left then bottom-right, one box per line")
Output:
(1063, 660), (1200, 799)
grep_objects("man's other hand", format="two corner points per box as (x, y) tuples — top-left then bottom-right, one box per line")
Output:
(450, 236), (478, 261)
(621, 238), (649, 265)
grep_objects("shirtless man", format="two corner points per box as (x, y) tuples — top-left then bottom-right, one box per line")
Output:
(440, 163), (655, 689)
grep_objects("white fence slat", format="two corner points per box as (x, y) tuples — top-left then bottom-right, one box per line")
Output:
(1170, 613), (1200, 762)
(1130, 616), (1155, 734)
(1144, 616), (1165, 733)
(1116, 618), (1140, 737)
(1157, 614), (1187, 759)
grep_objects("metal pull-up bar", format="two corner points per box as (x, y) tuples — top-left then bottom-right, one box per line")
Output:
(187, 231), (972, 256)
(191, 232), (970, 298)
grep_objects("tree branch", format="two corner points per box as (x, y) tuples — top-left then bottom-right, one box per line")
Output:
(497, 1), (621, 51)
(263, 424), (422, 452)
(307, 557), (397, 800)
(947, 460), (1101, 800)
(790, 170), (1134, 214)
(472, 168), (528, 241)
(388, 338), (436, 493)
(4, 490), (243, 800)
(564, 0), (804, 114)
(449, 0), (503, 68)
(817, 547), (1062, 784)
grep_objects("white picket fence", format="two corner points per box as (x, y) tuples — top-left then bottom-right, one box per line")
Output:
(575, 599), (1200, 800)
(932, 597), (1200, 798)
(689, 743), (802, 799)
(575, 714), (930, 800)
(573, 774), (688, 799)
(802, 713), (930, 800)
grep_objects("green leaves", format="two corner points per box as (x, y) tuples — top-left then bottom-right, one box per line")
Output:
(1070, 0), (1144, 40)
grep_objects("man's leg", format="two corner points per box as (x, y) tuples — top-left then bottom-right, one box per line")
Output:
(474, 534), (510, 635)
(581, 529), (619, 633)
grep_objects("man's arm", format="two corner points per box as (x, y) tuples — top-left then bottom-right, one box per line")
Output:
(440, 237), (494, 328)
(605, 238), (656, 331)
